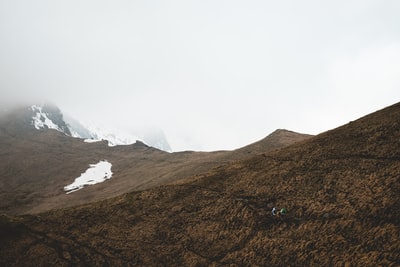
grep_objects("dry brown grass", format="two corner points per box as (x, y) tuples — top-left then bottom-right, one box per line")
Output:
(1, 103), (399, 266)
(0, 107), (311, 215)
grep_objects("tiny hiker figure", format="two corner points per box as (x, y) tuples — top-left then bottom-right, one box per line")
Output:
(272, 207), (276, 216)
(280, 208), (287, 216)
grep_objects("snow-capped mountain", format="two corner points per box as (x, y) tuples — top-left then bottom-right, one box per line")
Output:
(31, 104), (71, 136)
(29, 104), (172, 152)
(65, 117), (172, 151)
(78, 124), (141, 147)
(140, 128), (172, 153)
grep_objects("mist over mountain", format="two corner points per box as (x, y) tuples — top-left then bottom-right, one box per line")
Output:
(0, 103), (311, 215)
(1, 102), (399, 266)
(31, 104), (71, 135)
(1, 1), (399, 264)
(139, 128), (172, 153)
(62, 114), (93, 139)
(23, 103), (172, 152)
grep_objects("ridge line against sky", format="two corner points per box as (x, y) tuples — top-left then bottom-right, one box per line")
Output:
(1, 0), (400, 151)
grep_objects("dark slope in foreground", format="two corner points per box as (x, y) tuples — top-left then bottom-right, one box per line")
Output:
(1, 103), (400, 266)
(0, 107), (311, 215)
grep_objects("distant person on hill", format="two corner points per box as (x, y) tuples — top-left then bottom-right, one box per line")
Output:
(272, 207), (276, 216)
(279, 208), (287, 216)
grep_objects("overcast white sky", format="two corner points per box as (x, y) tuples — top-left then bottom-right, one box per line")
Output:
(1, 0), (400, 151)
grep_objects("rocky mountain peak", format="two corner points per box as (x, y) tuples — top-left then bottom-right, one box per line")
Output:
(30, 104), (71, 136)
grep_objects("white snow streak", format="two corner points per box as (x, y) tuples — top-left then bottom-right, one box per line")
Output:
(31, 105), (62, 131)
(64, 160), (113, 194)
(82, 124), (139, 147)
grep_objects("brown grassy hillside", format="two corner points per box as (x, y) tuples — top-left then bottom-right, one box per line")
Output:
(0, 107), (311, 215)
(1, 102), (399, 266)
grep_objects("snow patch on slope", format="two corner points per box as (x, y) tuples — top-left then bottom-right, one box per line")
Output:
(64, 160), (113, 194)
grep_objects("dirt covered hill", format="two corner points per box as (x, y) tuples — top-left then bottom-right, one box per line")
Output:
(0, 106), (311, 215)
(1, 102), (399, 266)
(231, 128), (313, 159)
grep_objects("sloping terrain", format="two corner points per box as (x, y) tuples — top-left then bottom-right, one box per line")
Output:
(231, 128), (313, 159)
(1, 103), (399, 266)
(0, 106), (311, 215)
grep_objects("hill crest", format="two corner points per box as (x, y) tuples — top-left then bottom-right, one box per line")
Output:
(0, 106), (311, 215)
(0, 102), (399, 265)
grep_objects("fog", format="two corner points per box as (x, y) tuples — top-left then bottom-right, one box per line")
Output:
(1, 0), (400, 151)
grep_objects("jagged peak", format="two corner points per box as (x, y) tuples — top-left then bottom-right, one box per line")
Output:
(30, 104), (71, 136)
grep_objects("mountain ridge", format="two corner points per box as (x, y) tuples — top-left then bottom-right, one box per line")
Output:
(0, 102), (399, 265)
(7, 103), (173, 151)
(0, 105), (312, 215)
